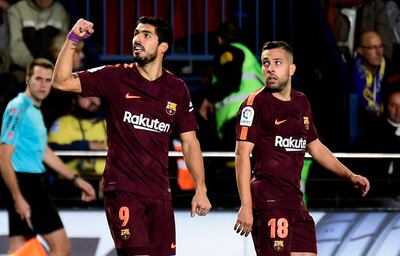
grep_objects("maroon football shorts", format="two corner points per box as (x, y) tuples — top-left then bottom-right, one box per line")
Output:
(252, 207), (317, 255)
(104, 190), (176, 255)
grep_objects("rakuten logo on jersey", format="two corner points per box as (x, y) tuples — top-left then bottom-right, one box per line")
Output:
(123, 111), (171, 133)
(274, 136), (306, 152)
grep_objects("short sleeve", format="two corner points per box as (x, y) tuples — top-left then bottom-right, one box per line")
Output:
(304, 98), (318, 143)
(78, 65), (116, 98)
(175, 83), (198, 133)
(0, 103), (27, 146)
(236, 99), (258, 143)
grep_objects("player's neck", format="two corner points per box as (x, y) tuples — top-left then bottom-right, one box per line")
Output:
(135, 61), (163, 81)
(272, 86), (291, 101)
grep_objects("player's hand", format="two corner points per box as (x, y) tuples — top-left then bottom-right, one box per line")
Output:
(14, 195), (33, 228)
(350, 174), (370, 197)
(70, 18), (94, 39)
(199, 98), (214, 120)
(75, 177), (97, 202)
(234, 205), (253, 237)
(191, 189), (212, 217)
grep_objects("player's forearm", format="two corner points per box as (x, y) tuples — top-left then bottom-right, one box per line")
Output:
(181, 139), (207, 191)
(43, 147), (76, 180)
(235, 156), (252, 207)
(52, 40), (79, 91)
(185, 155), (207, 191)
(325, 157), (354, 180)
(308, 140), (354, 180)
(0, 158), (23, 201)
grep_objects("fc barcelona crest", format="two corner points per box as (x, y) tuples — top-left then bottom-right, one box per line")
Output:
(273, 240), (284, 251)
(166, 101), (177, 115)
(303, 116), (310, 130)
(121, 228), (131, 240)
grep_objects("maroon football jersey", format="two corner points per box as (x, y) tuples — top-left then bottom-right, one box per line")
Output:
(78, 64), (198, 200)
(236, 87), (318, 210)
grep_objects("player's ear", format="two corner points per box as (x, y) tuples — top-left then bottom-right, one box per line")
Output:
(289, 63), (296, 76)
(159, 42), (169, 54)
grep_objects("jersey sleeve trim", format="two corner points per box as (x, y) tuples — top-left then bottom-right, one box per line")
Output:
(0, 99), (29, 145)
(238, 88), (263, 140)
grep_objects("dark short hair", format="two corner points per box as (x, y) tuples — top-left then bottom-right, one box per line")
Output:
(383, 83), (400, 105)
(137, 16), (173, 55)
(217, 21), (241, 43)
(262, 41), (294, 59)
(26, 58), (54, 77)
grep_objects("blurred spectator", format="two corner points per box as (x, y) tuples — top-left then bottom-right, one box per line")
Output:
(384, 0), (400, 73)
(324, 0), (364, 46)
(47, 95), (107, 179)
(0, 0), (10, 51)
(199, 21), (264, 151)
(7, 0), (69, 70)
(355, 0), (393, 59)
(353, 31), (389, 139)
(357, 84), (400, 208)
(323, 0), (393, 59)
(385, 0), (400, 44)
(0, 48), (19, 124)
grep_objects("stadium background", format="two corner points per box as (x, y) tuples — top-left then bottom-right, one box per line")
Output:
(1, 0), (400, 255)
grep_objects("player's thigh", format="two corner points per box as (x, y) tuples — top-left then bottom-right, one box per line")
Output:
(104, 190), (151, 254)
(291, 211), (317, 254)
(252, 208), (293, 255)
(147, 198), (176, 255)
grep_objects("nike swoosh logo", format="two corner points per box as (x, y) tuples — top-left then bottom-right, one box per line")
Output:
(125, 92), (141, 99)
(170, 242), (176, 249)
(274, 119), (287, 125)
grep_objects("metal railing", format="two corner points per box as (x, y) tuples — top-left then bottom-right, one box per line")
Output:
(50, 151), (400, 209)
(54, 151), (400, 159)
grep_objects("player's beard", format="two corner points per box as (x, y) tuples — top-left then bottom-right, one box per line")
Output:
(133, 52), (157, 66)
(265, 77), (289, 93)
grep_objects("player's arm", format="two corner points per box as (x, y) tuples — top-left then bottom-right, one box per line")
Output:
(52, 18), (94, 93)
(43, 146), (96, 202)
(307, 138), (370, 196)
(0, 144), (32, 226)
(180, 131), (212, 217)
(234, 140), (254, 236)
